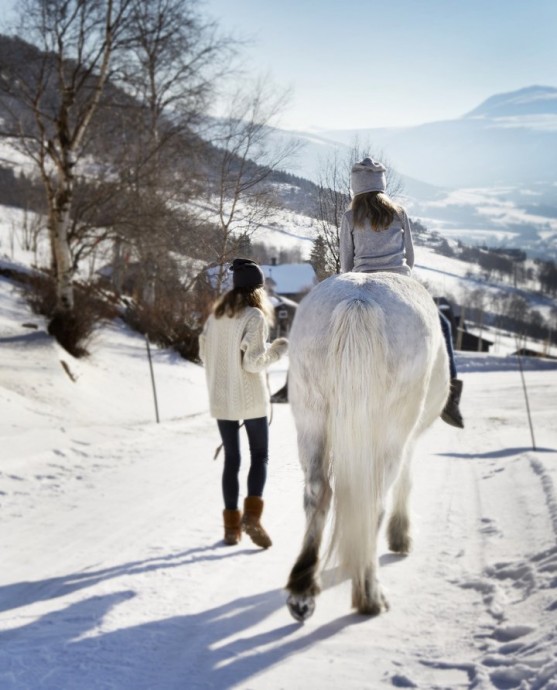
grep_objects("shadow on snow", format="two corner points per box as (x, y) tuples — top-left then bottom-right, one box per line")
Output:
(436, 446), (555, 459)
(0, 546), (373, 689)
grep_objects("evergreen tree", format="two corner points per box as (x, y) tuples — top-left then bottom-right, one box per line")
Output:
(310, 236), (331, 282)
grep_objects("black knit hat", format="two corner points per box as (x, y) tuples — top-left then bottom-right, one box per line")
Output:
(229, 258), (265, 289)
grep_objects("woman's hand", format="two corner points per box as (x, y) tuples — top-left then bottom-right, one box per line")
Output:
(270, 337), (288, 356)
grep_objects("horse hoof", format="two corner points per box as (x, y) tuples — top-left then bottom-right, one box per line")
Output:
(287, 593), (315, 622)
(357, 597), (390, 616)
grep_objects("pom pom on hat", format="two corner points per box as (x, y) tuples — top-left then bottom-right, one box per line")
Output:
(350, 157), (387, 196)
(229, 258), (265, 289)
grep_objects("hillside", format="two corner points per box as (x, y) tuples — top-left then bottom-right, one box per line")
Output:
(2, 50), (556, 260)
(0, 28), (555, 259)
(1, 161), (556, 357)
(0, 65), (555, 341)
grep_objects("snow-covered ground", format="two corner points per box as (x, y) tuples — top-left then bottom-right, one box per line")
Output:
(407, 181), (557, 259)
(2, 220), (557, 689)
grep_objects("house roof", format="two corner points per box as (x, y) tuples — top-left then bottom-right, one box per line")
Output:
(269, 294), (299, 309)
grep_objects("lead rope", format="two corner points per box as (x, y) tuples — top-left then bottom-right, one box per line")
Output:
(213, 373), (274, 460)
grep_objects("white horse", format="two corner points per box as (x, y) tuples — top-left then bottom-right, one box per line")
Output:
(286, 272), (450, 621)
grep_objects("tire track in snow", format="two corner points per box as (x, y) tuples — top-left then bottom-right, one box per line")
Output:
(528, 454), (557, 539)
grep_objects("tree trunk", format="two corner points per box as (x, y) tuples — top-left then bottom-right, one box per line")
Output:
(50, 183), (75, 312)
(112, 237), (125, 296)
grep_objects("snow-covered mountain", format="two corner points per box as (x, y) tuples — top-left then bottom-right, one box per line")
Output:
(305, 85), (557, 188)
(278, 86), (557, 258)
(464, 85), (557, 119)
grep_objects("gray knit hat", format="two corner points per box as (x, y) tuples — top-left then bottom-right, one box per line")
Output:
(229, 258), (265, 289)
(350, 157), (387, 196)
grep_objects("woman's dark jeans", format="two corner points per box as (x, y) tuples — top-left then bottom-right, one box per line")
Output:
(217, 417), (269, 510)
(439, 311), (457, 379)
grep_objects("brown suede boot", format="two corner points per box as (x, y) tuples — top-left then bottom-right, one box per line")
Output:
(241, 496), (272, 548)
(441, 378), (464, 429)
(223, 509), (242, 545)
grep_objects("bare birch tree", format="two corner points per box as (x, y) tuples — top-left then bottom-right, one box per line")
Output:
(117, 0), (232, 185)
(102, 0), (236, 303)
(2, 0), (133, 321)
(313, 149), (350, 275)
(206, 78), (302, 293)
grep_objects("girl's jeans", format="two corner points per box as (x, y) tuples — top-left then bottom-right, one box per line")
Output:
(439, 311), (457, 379)
(217, 417), (269, 510)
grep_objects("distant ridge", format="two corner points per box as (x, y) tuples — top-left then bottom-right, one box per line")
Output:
(289, 85), (557, 188)
(464, 85), (557, 119)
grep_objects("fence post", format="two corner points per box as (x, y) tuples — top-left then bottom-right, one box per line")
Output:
(515, 339), (536, 450)
(145, 334), (160, 424)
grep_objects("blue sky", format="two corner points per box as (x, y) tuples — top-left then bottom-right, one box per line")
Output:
(2, 0), (556, 132)
(203, 0), (557, 131)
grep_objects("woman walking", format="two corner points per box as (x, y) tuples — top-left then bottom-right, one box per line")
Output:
(199, 258), (288, 547)
(340, 157), (464, 428)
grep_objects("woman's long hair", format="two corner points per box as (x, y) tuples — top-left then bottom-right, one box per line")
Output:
(351, 191), (401, 231)
(213, 286), (275, 325)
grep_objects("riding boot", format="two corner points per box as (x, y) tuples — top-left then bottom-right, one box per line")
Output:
(441, 378), (464, 429)
(241, 496), (272, 548)
(270, 382), (288, 404)
(223, 509), (242, 545)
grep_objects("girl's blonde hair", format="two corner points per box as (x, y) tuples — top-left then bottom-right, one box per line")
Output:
(213, 286), (275, 325)
(351, 191), (401, 231)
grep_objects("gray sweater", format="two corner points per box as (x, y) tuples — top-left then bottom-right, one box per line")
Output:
(339, 207), (415, 275)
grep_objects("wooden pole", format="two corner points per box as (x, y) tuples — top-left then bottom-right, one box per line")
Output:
(145, 334), (160, 424)
(515, 337), (536, 450)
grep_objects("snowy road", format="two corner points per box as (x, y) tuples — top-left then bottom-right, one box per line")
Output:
(1, 307), (557, 689)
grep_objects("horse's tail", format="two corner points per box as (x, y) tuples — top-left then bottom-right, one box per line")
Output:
(327, 295), (389, 582)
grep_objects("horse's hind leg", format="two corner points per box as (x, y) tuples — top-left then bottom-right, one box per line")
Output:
(352, 565), (389, 616)
(350, 508), (389, 616)
(286, 427), (331, 622)
(387, 444), (414, 554)
(351, 438), (409, 616)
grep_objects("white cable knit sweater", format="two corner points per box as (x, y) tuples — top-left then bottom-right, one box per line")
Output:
(198, 307), (288, 421)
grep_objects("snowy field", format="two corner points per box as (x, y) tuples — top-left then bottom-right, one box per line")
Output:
(1, 181), (557, 689)
(1, 265), (557, 689)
